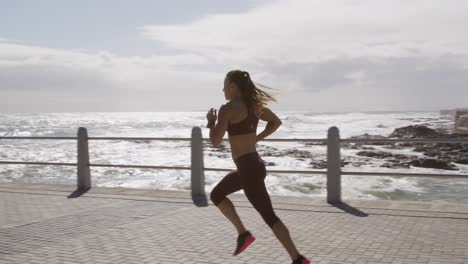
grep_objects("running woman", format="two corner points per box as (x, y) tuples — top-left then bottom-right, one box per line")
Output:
(206, 70), (310, 264)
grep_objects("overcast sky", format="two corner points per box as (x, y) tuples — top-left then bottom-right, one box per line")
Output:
(1, 0), (467, 113)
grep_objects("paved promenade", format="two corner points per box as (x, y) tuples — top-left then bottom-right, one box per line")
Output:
(1, 182), (468, 264)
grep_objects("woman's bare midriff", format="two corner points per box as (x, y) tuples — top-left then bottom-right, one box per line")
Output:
(228, 133), (257, 161)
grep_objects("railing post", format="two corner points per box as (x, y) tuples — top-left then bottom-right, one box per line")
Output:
(77, 127), (91, 190)
(191, 127), (207, 206)
(327, 126), (341, 203)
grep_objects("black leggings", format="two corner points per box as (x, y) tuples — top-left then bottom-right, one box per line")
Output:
(210, 151), (281, 229)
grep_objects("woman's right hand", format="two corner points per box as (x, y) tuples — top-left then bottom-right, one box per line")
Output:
(206, 108), (217, 122)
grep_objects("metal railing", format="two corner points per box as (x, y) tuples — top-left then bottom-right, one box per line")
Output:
(1, 126), (468, 204)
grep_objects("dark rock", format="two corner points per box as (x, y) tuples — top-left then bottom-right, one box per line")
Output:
(398, 142), (415, 147)
(349, 133), (389, 146)
(204, 141), (228, 151)
(382, 144), (405, 150)
(388, 125), (442, 138)
(356, 151), (394, 159)
(308, 158), (349, 169)
(361, 146), (376, 150)
(304, 141), (326, 146)
(409, 159), (458, 170)
(454, 158), (468, 165)
(411, 142), (468, 164)
(309, 160), (327, 169)
(392, 154), (417, 160)
(259, 145), (281, 157)
(207, 153), (230, 158)
(279, 149), (314, 159)
(350, 161), (367, 167)
(381, 163), (411, 169)
(349, 144), (376, 150)
(131, 140), (151, 144)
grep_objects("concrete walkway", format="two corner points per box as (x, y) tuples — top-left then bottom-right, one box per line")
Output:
(1, 182), (468, 264)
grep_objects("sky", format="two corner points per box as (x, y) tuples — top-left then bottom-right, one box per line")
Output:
(1, 0), (468, 113)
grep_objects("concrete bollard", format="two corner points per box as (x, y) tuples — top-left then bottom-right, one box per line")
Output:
(191, 127), (207, 206)
(77, 127), (91, 190)
(327, 126), (341, 203)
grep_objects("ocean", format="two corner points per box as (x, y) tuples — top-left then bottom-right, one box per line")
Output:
(1, 111), (467, 203)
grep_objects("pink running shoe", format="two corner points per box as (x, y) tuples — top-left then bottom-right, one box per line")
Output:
(292, 254), (311, 264)
(233, 231), (256, 256)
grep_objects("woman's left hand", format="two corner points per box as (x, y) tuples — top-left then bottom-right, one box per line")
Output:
(206, 108), (217, 122)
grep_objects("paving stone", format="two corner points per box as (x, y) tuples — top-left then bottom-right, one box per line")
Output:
(1, 182), (468, 263)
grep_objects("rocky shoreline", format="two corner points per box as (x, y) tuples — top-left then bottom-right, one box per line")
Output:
(348, 125), (468, 171)
(205, 125), (468, 172)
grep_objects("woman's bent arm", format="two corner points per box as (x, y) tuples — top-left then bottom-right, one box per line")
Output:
(256, 120), (282, 142)
(256, 107), (282, 142)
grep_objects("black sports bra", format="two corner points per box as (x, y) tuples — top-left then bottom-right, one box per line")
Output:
(227, 106), (259, 136)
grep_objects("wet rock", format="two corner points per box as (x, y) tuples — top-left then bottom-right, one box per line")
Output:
(356, 151), (394, 159)
(309, 160), (327, 169)
(258, 145), (281, 157)
(381, 162), (411, 169)
(341, 159), (351, 166)
(304, 141), (326, 146)
(392, 154), (418, 160)
(454, 158), (468, 165)
(388, 125), (442, 138)
(409, 159), (458, 170)
(380, 154), (418, 168)
(279, 149), (314, 159)
(204, 141), (229, 152)
(308, 159), (349, 169)
(382, 144), (406, 150)
(398, 142), (415, 147)
(349, 145), (376, 150)
(362, 146), (376, 150)
(411, 142), (468, 165)
(350, 161), (367, 167)
(349, 133), (389, 146)
(131, 140), (152, 144)
(207, 152), (230, 158)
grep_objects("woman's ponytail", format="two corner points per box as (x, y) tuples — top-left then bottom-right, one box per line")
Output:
(226, 69), (278, 113)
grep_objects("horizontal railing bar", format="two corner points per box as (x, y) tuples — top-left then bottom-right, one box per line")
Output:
(2, 161), (467, 178)
(88, 137), (192, 141)
(341, 138), (468, 143)
(2, 136), (467, 144)
(342, 171), (468, 178)
(261, 138), (326, 142)
(204, 167), (327, 174)
(89, 163), (191, 170)
(0, 161), (77, 166)
(0, 137), (77, 140)
(207, 138), (327, 142)
(0, 136), (327, 143)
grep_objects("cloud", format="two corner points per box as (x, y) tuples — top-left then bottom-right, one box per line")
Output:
(0, 42), (228, 112)
(0, 42), (225, 94)
(292, 55), (468, 111)
(142, 0), (468, 61)
(2, 0), (468, 112)
(140, 0), (468, 111)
